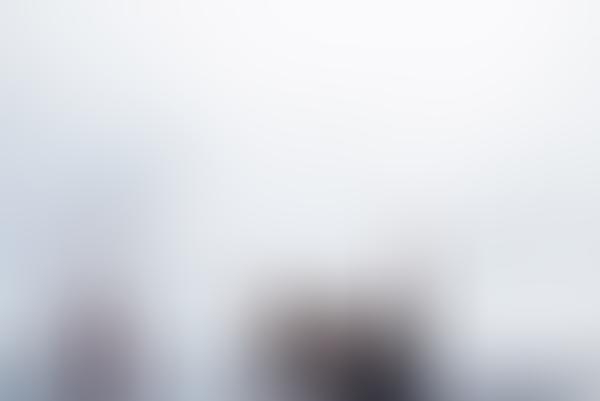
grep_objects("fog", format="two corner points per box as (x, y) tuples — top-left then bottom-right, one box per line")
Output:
(1, 1), (599, 400)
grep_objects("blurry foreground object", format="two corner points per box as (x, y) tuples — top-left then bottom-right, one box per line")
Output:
(252, 271), (434, 401)
(52, 284), (141, 401)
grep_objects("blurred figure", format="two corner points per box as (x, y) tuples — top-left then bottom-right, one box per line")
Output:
(336, 313), (428, 401)
(52, 283), (141, 401)
(251, 272), (433, 401)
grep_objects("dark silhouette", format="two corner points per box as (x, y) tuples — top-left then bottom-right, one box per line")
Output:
(258, 293), (431, 401)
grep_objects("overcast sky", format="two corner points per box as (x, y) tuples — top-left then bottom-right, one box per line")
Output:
(1, 1), (600, 397)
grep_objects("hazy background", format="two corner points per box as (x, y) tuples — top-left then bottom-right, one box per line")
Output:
(1, 0), (599, 400)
